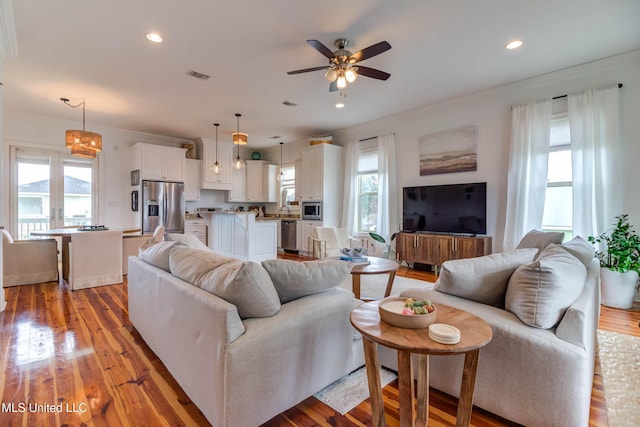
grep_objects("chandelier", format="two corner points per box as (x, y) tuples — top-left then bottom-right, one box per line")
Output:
(60, 98), (102, 158)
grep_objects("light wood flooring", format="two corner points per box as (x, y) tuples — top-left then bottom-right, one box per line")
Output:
(1, 257), (638, 426)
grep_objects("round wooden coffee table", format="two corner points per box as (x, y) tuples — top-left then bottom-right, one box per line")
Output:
(350, 301), (493, 427)
(350, 256), (399, 300)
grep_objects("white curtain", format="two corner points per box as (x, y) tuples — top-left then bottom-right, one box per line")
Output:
(569, 85), (621, 238)
(503, 99), (553, 250)
(377, 133), (399, 239)
(341, 140), (359, 233)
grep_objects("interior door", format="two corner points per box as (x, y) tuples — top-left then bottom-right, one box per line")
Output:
(12, 147), (96, 239)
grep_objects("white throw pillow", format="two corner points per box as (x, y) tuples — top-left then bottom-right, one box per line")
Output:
(169, 246), (280, 319)
(261, 259), (352, 303)
(505, 244), (586, 329)
(435, 248), (538, 307)
(138, 241), (179, 272)
(166, 233), (210, 251)
(561, 236), (595, 267)
(516, 229), (565, 255)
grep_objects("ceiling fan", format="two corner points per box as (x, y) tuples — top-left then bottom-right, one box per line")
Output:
(287, 38), (391, 91)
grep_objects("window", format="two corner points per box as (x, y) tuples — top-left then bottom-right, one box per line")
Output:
(356, 148), (378, 233)
(12, 147), (97, 239)
(542, 113), (573, 240)
(279, 164), (296, 207)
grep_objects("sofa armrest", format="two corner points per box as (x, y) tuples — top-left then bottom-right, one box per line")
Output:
(556, 259), (601, 349)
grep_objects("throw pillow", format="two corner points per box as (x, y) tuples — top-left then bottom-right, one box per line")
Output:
(516, 229), (565, 255)
(505, 244), (586, 329)
(261, 259), (352, 303)
(138, 241), (179, 272)
(166, 232), (210, 251)
(434, 248), (538, 307)
(169, 246), (280, 319)
(561, 236), (595, 267)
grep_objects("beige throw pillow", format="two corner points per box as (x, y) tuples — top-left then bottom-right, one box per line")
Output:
(261, 259), (352, 303)
(139, 241), (179, 272)
(516, 229), (565, 255)
(505, 244), (586, 329)
(561, 236), (595, 267)
(169, 246), (280, 319)
(434, 248), (538, 307)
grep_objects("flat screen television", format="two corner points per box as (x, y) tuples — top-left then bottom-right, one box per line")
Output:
(402, 182), (487, 235)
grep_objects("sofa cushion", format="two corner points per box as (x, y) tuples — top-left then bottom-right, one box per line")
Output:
(561, 236), (594, 267)
(434, 248), (538, 307)
(516, 229), (565, 255)
(506, 244), (586, 329)
(138, 241), (179, 272)
(2, 229), (14, 244)
(170, 246), (280, 319)
(166, 232), (210, 251)
(261, 259), (352, 303)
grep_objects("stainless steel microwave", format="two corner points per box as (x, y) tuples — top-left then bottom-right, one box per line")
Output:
(301, 201), (322, 220)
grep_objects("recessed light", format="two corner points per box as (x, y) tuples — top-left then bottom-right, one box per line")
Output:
(335, 102), (345, 109)
(506, 40), (523, 50)
(146, 33), (163, 43)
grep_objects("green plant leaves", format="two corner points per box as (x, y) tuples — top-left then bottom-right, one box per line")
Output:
(589, 214), (640, 274)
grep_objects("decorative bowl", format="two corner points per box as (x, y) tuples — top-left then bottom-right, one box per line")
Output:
(378, 297), (437, 329)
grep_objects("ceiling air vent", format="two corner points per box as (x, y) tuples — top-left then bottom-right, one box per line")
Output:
(186, 70), (211, 80)
(282, 100), (297, 107)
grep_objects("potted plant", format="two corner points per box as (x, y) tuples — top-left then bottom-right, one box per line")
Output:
(588, 214), (640, 309)
(369, 232), (398, 260)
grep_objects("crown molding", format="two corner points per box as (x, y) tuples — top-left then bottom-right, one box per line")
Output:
(0, 0), (18, 59)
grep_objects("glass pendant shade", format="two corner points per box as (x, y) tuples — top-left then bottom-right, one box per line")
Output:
(233, 155), (245, 170)
(232, 113), (246, 169)
(336, 73), (347, 89)
(325, 68), (338, 82)
(345, 68), (358, 83)
(212, 161), (221, 174)
(211, 122), (221, 173)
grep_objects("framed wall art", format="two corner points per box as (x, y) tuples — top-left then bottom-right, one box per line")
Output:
(419, 125), (478, 176)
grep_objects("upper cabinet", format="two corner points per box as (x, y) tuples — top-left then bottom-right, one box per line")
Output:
(298, 143), (344, 226)
(131, 142), (186, 182)
(197, 137), (234, 190)
(184, 158), (201, 201)
(229, 160), (277, 203)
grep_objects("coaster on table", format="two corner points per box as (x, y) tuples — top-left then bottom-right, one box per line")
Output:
(429, 323), (461, 344)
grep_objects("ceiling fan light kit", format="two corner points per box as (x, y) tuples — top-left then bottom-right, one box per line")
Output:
(288, 38), (391, 91)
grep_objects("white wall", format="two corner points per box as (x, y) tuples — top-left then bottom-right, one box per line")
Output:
(332, 50), (640, 252)
(2, 111), (192, 230)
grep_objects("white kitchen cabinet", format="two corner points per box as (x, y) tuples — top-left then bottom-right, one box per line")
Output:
(185, 218), (207, 245)
(297, 220), (322, 255)
(210, 213), (277, 262)
(227, 167), (246, 202)
(184, 159), (201, 201)
(198, 137), (234, 190)
(245, 160), (263, 202)
(262, 163), (278, 203)
(298, 144), (343, 226)
(131, 142), (186, 182)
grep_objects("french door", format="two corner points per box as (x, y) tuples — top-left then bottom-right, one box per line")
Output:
(11, 147), (97, 239)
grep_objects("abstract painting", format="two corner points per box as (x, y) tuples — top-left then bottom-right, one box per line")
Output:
(419, 125), (477, 175)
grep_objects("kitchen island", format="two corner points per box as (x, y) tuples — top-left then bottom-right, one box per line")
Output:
(209, 212), (278, 262)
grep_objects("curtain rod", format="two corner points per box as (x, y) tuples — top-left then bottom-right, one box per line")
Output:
(359, 132), (395, 142)
(552, 83), (623, 100)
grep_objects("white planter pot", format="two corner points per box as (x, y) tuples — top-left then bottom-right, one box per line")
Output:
(600, 268), (639, 309)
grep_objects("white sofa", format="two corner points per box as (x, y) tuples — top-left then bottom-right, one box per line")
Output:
(127, 243), (364, 427)
(377, 234), (601, 427)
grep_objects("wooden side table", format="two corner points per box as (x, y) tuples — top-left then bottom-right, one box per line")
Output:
(350, 301), (493, 427)
(350, 256), (399, 300)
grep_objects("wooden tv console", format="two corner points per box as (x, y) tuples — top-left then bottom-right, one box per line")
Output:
(396, 232), (492, 272)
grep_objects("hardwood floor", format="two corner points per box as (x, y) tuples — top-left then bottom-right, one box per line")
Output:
(1, 260), (638, 426)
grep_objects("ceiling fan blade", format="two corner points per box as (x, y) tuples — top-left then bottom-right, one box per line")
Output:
(307, 39), (335, 59)
(356, 66), (391, 81)
(350, 41), (391, 63)
(287, 66), (329, 75)
(329, 80), (338, 92)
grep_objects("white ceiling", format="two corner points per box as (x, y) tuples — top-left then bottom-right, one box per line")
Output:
(3, 0), (640, 148)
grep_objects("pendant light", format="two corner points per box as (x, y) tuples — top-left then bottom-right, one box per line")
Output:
(232, 113), (246, 170)
(60, 97), (102, 158)
(277, 142), (284, 182)
(212, 123), (221, 174)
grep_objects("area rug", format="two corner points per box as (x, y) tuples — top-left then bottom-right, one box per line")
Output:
(597, 330), (640, 426)
(339, 272), (434, 300)
(314, 366), (397, 415)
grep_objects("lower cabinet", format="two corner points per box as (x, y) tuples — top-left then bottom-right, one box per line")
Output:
(185, 219), (207, 245)
(397, 233), (492, 269)
(210, 213), (277, 262)
(297, 220), (322, 255)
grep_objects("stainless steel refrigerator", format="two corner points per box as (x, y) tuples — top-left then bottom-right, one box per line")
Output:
(141, 180), (185, 234)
